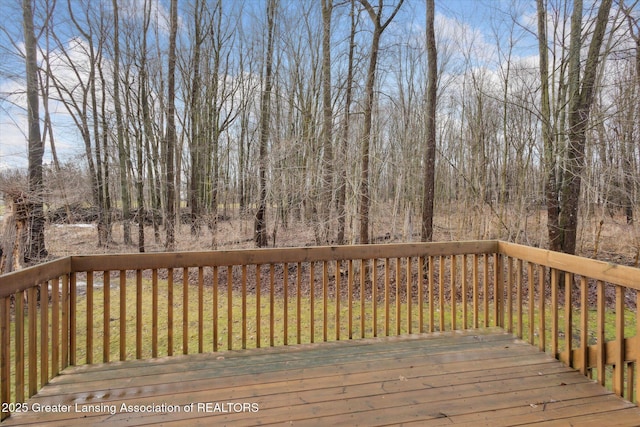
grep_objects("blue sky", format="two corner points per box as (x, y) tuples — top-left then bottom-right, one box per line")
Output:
(0, 0), (542, 171)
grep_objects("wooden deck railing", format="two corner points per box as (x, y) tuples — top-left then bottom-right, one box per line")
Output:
(1, 240), (639, 420)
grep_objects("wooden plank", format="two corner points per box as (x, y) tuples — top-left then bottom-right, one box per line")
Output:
(597, 280), (606, 386)
(136, 270), (143, 359)
(580, 276), (589, 375)
(498, 241), (640, 290)
(51, 278), (59, 377)
(167, 269), (173, 357)
(323, 261), (328, 342)
(614, 285), (625, 396)
(0, 257), (71, 298)
(69, 241), (498, 273)
(396, 258), (401, 335)
(86, 272), (93, 365)
(40, 282), (49, 386)
(7, 330), (636, 426)
(152, 269), (158, 357)
(335, 261), (340, 341)
(28, 286), (37, 397)
(15, 290), (24, 402)
(197, 267), (203, 353)
(69, 273), (76, 367)
(182, 268), (188, 355)
(564, 272), (573, 366)
(120, 270), (127, 361)
(538, 265), (546, 352)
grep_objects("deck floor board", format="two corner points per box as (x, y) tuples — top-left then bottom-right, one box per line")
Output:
(2, 328), (639, 426)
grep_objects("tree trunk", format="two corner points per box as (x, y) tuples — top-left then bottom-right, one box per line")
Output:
(537, 0), (561, 251)
(558, 0), (612, 254)
(319, 0), (334, 245)
(336, 0), (356, 245)
(23, 0), (47, 263)
(357, 0), (404, 244)
(165, 0), (178, 251)
(255, 0), (277, 248)
(421, 0), (437, 242)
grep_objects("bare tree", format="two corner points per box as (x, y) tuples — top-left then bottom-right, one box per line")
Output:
(165, 0), (178, 251)
(357, 0), (404, 244)
(23, 0), (47, 262)
(557, 0), (613, 254)
(421, 0), (437, 242)
(255, 0), (278, 247)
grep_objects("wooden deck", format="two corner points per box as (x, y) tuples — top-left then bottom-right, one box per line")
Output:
(2, 328), (639, 426)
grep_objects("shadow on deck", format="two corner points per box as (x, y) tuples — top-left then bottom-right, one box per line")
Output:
(3, 328), (640, 426)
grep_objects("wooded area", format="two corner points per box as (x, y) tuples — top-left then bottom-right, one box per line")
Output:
(0, 0), (639, 267)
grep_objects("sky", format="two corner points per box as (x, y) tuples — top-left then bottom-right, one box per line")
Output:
(0, 0), (542, 172)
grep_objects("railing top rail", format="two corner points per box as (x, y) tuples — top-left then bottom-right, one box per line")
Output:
(3, 240), (638, 296)
(0, 257), (71, 298)
(69, 240), (497, 272)
(498, 241), (640, 290)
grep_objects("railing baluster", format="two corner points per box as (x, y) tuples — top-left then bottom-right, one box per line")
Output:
(349, 259), (354, 339)
(564, 272), (572, 366)
(167, 268), (173, 356)
(451, 255), (457, 331)
(483, 254), (489, 327)
(384, 258), (390, 336)
(418, 256), (424, 333)
(323, 261), (328, 342)
(551, 268), (558, 359)
(473, 254), (479, 329)
(614, 285), (624, 396)
(361, 259), (366, 338)
(528, 263), (534, 345)
(182, 268), (189, 355)
(596, 280), (605, 386)
(396, 258), (401, 336)
(152, 269), (158, 357)
(335, 260), (340, 341)
(270, 264), (275, 347)
(579, 277), (588, 375)
(69, 272), (76, 366)
(506, 257), (513, 333)
(494, 255), (503, 328)
(61, 275), (68, 368)
(373, 259), (378, 337)
(241, 265), (247, 349)
(428, 256), (434, 333)
(86, 272), (93, 364)
(40, 281), (49, 386)
(212, 266), (219, 352)
(227, 266), (233, 350)
(51, 278), (59, 376)
(28, 286), (37, 397)
(462, 255), (467, 329)
(296, 262), (302, 345)
(197, 267), (204, 353)
(15, 290), (24, 402)
(256, 264), (261, 348)
(310, 262), (315, 344)
(516, 259), (523, 339)
(120, 270), (127, 361)
(407, 257), (412, 334)
(136, 270), (143, 359)
(284, 262), (289, 345)
(439, 256), (445, 331)
(538, 265), (545, 352)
